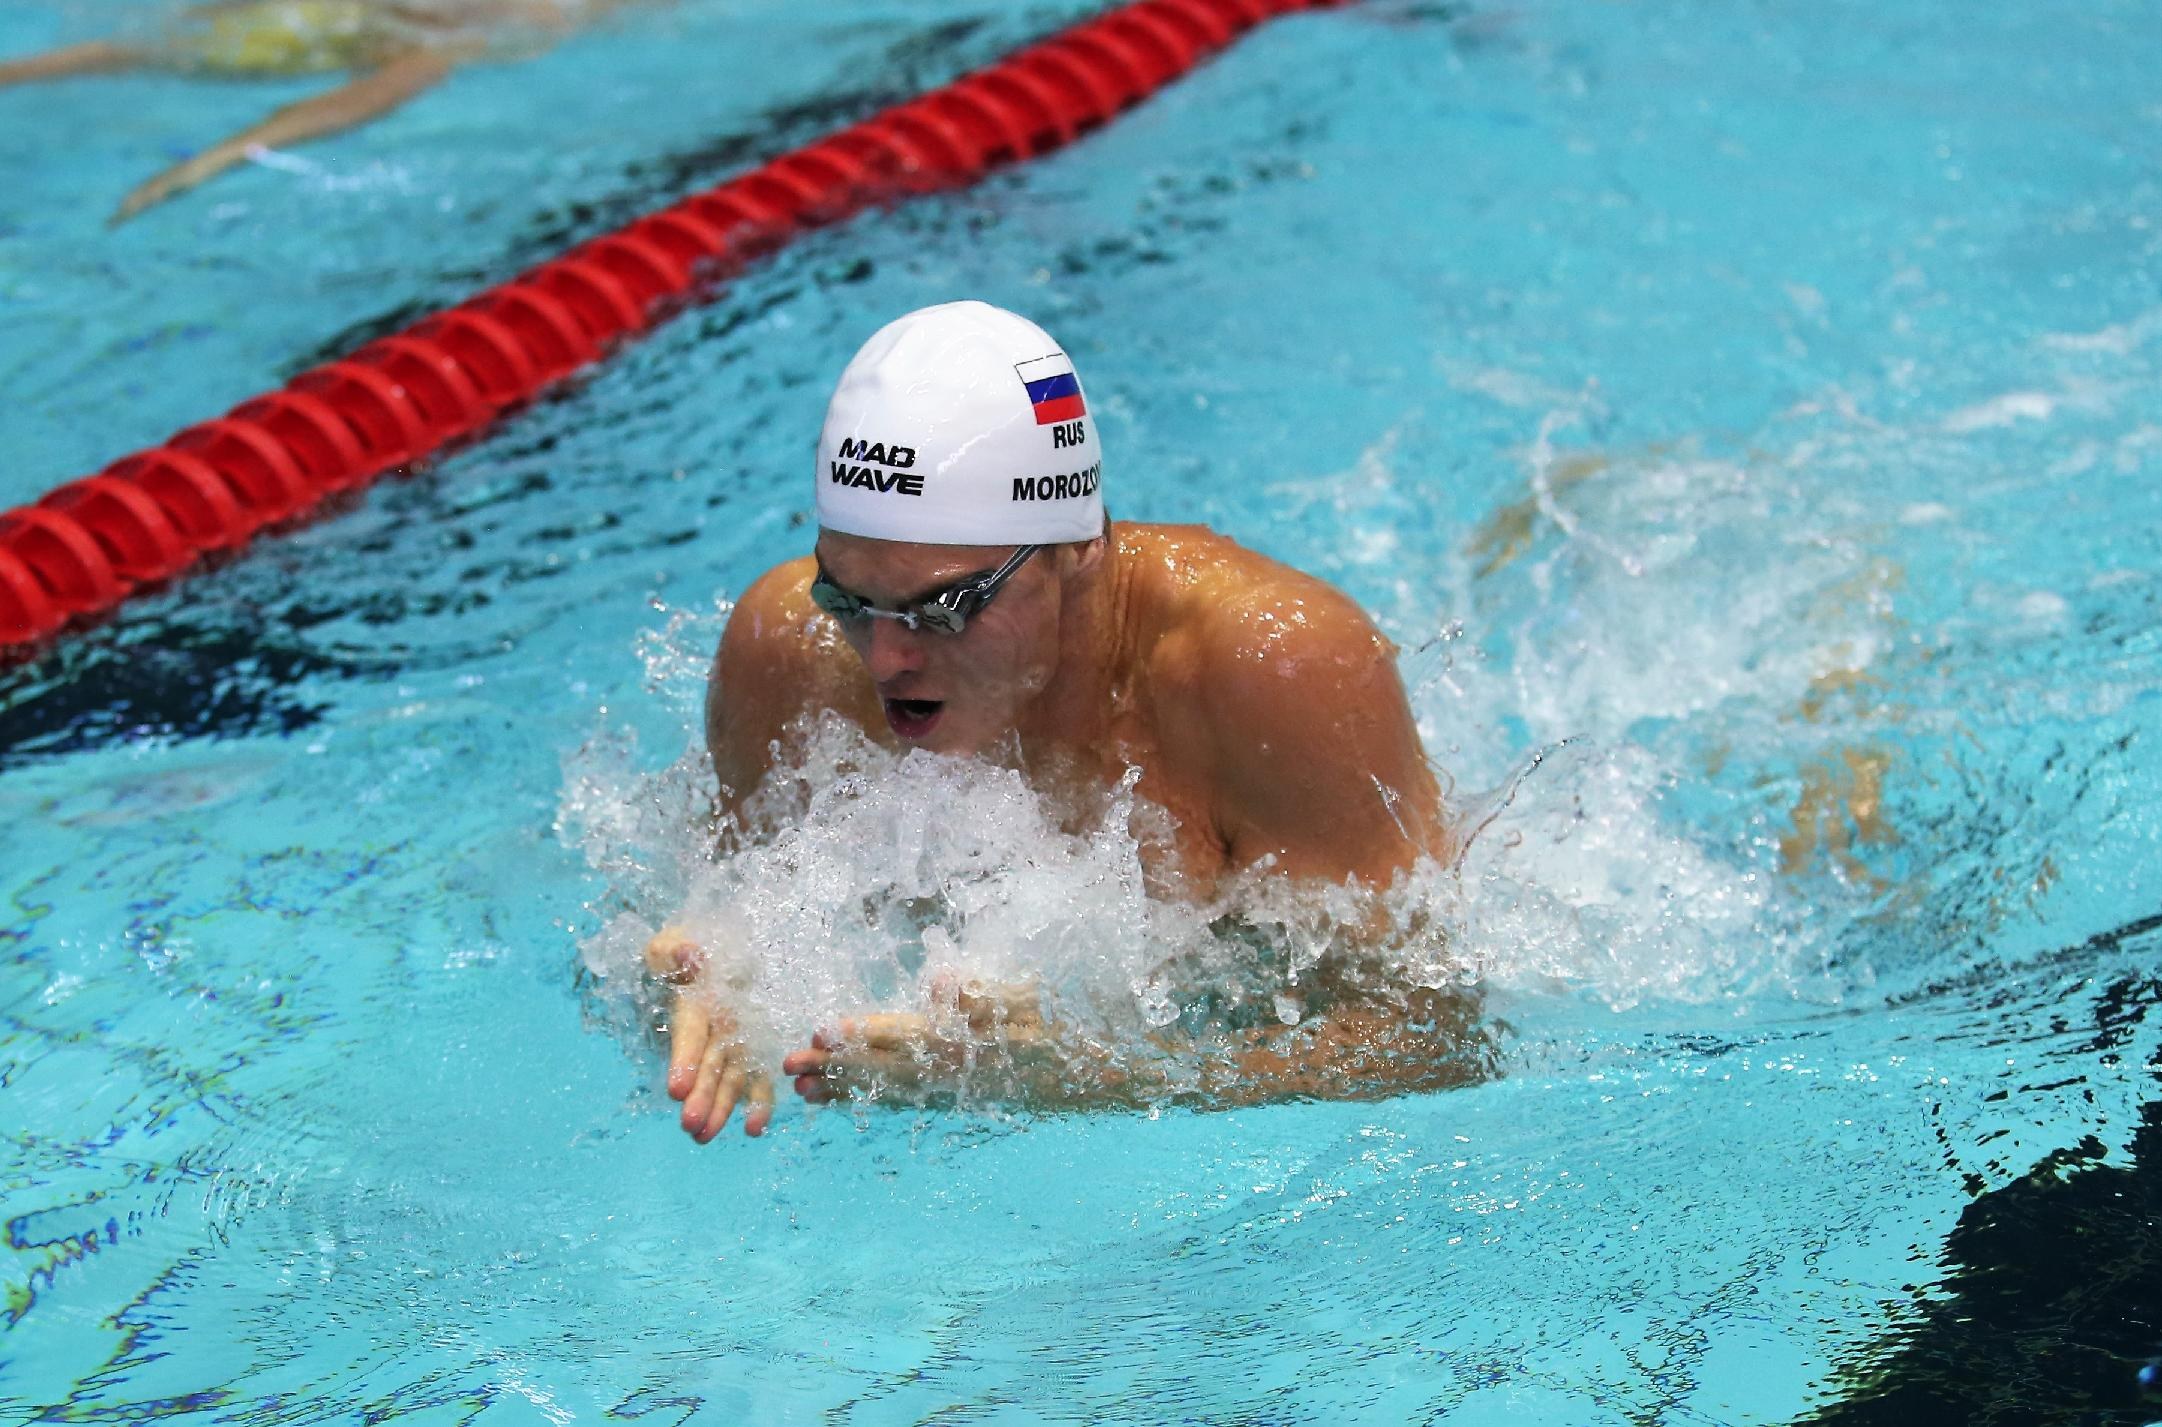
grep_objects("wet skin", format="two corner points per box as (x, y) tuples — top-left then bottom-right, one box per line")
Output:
(650, 522), (1454, 1140)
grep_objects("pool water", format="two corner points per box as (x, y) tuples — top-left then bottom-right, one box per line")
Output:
(5, 0), (2162, 1421)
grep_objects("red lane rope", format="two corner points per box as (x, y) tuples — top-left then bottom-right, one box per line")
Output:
(0, 0), (1342, 654)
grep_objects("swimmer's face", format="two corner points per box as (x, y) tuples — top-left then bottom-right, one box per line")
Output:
(812, 531), (1067, 755)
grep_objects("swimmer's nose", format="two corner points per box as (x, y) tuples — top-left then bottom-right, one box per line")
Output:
(862, 614), (927, 683)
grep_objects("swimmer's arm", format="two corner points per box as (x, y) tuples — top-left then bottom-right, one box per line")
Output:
(781, 975), (1486, 1113)
(0, 39), (146, 88)
(648, 564), (820, 1142)
(652, 559), (867, 1142)
(1203, 984), (1488, 1106)
(780, 980), (1159, 1112)
(1047, 987), (1487, 1108)
(111, 43), (476, 224)
(1172, 591), (1478, 1103)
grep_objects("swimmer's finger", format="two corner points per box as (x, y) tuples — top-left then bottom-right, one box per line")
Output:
(953, 981), (993, 1028)
(711, 1063), (749, 1139)
(682, 1034), (736, 1142)
(956, 979), (1042, 1030)
(832, 1044), (938, 1095)
(666, 996), (711, 1101)
(924, 966), (967, 1010)
(793, 1072), (834, 1104)
(827, 1014), (931, 1053)
(743, 1073), (776, 1135)
(679, 1037), (726, 1138)
(643, 926), (702, 983)
(780, 1045), (829, 1077)
(849, 1013), (931, 1053)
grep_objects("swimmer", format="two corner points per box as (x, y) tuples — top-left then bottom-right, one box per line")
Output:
(0, 0), (636, 225)
(645, 301), (1470, 1140)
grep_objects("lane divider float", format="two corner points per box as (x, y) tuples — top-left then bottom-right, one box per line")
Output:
(0, 0), (1343, 654)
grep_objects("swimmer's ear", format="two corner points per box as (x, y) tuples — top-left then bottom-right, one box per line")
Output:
(1061, 532), (1110, 579)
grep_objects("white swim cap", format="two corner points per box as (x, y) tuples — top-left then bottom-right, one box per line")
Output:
(815, 301), (1104, 545)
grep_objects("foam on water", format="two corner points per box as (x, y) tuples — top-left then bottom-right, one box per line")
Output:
(558, 603), (1835, 1112)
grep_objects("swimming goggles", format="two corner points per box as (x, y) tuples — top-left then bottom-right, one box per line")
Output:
(810, 545), (1043, 635)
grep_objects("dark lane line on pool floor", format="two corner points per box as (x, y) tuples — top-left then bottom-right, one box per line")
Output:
(1803, 1088), (2162, 1427)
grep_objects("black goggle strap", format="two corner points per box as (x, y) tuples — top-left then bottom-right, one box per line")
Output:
(809, 565), (869, 619)
(931, 544), (1040, 619)
(813, 577), (919, 628)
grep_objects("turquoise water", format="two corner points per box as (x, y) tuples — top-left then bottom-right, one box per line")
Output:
(6, 0), (2162, 1421)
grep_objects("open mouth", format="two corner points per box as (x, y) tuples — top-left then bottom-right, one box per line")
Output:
(883, 698), (944, 740)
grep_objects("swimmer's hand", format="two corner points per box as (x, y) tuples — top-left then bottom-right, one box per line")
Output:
(644, 927), (775, 1141)
(781, 977), (1106, 1109)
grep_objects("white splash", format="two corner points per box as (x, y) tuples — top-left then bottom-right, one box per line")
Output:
(2039, 306), (2162, 356)
(1940, 390), (2058, 433)
(563, 714), (1811, 1106)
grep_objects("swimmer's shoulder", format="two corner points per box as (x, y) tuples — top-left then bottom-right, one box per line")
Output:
(708, 557), (874, 773)
(722, 555), (817, 651)
(717, 555), (865, 688)
(1119, 522), (1395, 669)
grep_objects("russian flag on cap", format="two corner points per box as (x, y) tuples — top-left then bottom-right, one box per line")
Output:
(1016, 352), (1086, 425)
